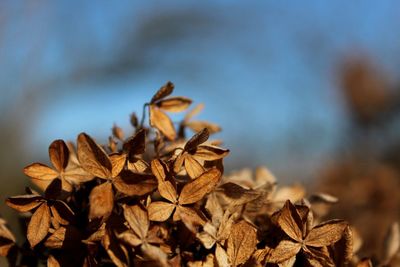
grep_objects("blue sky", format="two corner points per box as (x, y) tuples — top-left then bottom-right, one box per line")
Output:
(1, 1), (400, 181)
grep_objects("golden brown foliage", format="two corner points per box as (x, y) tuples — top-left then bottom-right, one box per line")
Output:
(2, 82), (397, 266)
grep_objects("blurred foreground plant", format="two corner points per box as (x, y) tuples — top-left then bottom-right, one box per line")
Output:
(1, 82), (399, 266)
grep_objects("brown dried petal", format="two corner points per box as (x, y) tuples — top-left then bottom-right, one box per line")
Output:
(110, 153), (127, 178)
(277, 200), (303, 242)
(113, 171), (157, 196)
(123, 128), (146, 157)
(127, 158), (149, 173)
(123, 205), (149, 240)
(0, 220), (16, 258)
(185, 121), (221, 134)
(0, 219), (15, 243)
(309, 193), (338, 204)
(158, 181), (178, 203)
(24, 163), (59, 180)
(197, 230), (216, 249)
(89, 182), (114, 220)
(177, 206), (206, 230)
(156, 97), (192, 112)
(264, 240), (301, 264)
(47, 255), (61, 267)
(227, 221), (257, 267)
(305, 219), (347, 247)
(112, 124), (124, 140)
(205, 193), (223, 226)
(193, 145), (229, 161)
(151, 159), (168, 182)
(216, 244), (230, 267)
(148, 202), (175, 222)
(27, 203), (51, 247)
(6, 195), (43, 213)
(173, 154), (185, 174)
(151, 81), (174, 104)
(184, 128), (209, 152)
(184, 103), (204, 121)
(184, 155), (205, 179)
(332, 225), (353, 266)
(77, 133), (112, 179)
(304, 247), (335, 267)
(118, 231), (142, 247)
(149, 106), (176, 141)
(49, 140), (69, 172)
(63, 161), (94, 184)
(217, 182), (261, 206)
(179, 168), (221, 205)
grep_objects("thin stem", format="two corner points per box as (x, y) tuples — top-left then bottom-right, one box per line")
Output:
(139, 103), (149, 129)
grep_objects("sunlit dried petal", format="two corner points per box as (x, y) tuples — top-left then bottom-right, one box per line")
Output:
(277, 200), (303, 243)
(110, 153), (127, 178)
(123, 204), (149, 240)
(227, 221), (257, 267)
(77, 133), (112, 179)
(305, 219), (347, 247)
(156, 97), (192, 112)
(148, 202), (175, 222)
(193, 145), (229, 161)
(158, 181), (178, 203)
(27, 203), (51, 247)
(184, 155), (204, 179)
(49, 140), (69, 173)
(149, 105), (176, 141)
(6, 195), (43, 213)
(179, 168), (221, 205)
(89, 182), (114, 220)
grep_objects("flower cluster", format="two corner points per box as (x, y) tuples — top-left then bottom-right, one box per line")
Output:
(1, 82), (399, 266)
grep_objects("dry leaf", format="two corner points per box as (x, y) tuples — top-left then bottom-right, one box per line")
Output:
(123, 205), (149, 240)
(151, 81), (174, 104)
(49, 140), (69, 173)
(264, 240), (301, 264)
(0, 218), (16, 258)
(277, 201), (303, 242)
(148, 202), (175, 222)
(112, 170), (157, 196)
(47, 255), (61, 267)
(305, 219), (348, 247)
(123, 128), (146, 158)
(184, 128), (210, 152)
(156, 97), (192, 112)
(77, 133), (112, 179)
(89, 182), (114, 220)
(149, 105), (176, 141)
(6, 195), (43, 212)
(179, 168), (221, 205)
(227, 221), (257, 267)
(110, 153), (127, 178)
(151, 159), (168, 182)
(27, 203), (51, 247)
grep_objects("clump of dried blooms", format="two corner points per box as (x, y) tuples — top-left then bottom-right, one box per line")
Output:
(2, 82), (399, 266)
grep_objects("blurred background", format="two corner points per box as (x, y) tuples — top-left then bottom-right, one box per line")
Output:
(1, 0), (400, 258)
